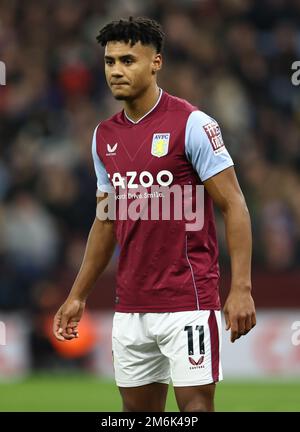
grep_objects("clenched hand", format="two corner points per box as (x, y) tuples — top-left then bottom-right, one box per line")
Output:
(223, 288), (256, 343)
(53, 298), (86, 341)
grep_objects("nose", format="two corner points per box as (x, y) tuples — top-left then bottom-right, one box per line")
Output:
(111, 66), (124, 78)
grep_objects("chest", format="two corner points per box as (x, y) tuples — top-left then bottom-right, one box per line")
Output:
(97, 114), (198, 188)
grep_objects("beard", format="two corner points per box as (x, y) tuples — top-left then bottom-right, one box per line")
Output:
(111, 85), (132, 101)
(113, 94), (130, 101)
(111, 83), (148, 101)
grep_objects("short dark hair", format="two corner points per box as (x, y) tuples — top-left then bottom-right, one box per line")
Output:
(96, 16), (165, 53)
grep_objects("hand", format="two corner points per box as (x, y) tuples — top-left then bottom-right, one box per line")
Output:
(223, 287), (256, 343)
(53, 298), (86, 341)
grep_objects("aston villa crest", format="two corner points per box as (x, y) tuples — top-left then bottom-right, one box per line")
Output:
(151, 133), (170, 158)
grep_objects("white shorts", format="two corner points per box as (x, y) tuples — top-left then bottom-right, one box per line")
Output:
(112, 310), (223, 387)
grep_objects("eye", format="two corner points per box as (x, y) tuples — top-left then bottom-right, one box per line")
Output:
(105, 60), (113, 66)
(124, 58), (133, 65)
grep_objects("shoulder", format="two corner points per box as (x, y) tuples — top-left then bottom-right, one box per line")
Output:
(95, 110), (124, 131)
(163, 93), (218, 129)
(186, 110), (218, 128)
(163, 91), (198, 115)
(92, 112), (123, 148)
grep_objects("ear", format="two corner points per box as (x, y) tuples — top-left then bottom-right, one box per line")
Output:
(152, 53), (162, 74)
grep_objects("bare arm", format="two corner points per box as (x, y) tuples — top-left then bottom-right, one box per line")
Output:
(68, 211), (116, 302)
(204, 166), (256, 342)
(53, 193), (116, 341)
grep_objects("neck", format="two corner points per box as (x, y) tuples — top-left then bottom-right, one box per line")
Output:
(124, 84), (160, 123)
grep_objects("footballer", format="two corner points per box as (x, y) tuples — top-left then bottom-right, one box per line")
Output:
(53, 17), (256, 412)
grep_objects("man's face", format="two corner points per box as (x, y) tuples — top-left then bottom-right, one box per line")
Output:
(104, 41), (162, 100)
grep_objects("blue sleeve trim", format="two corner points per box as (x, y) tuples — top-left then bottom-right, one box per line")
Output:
(91, 124), (114, 193)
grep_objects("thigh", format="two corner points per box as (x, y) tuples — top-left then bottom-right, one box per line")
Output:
(119, 383), (169, 412)
(112, 312), (171, 387)
(159, 310), (223, 387)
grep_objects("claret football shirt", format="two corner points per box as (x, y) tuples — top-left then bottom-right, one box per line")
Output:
(92, 89), (233, 312)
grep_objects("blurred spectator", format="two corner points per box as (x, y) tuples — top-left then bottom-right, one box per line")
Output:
(1, 192), (59, 270)
(261, 201), (297, 270)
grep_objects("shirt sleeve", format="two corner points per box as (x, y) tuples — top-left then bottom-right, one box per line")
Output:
(91, 124), (114, 193)
(185, 110), (234, 182)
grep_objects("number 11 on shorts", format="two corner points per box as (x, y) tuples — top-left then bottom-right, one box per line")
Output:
(184, 325), (205, 355)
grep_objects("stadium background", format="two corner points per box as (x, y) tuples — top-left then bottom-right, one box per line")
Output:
(0, 0), (299, 411)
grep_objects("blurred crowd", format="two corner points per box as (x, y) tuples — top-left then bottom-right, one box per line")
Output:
(0, 0), (300, 312)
